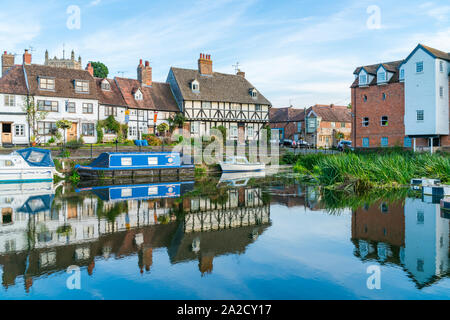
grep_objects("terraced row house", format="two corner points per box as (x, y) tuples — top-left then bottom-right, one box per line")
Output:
(0, 50), (271, 146)
(351, 44), (450, 150)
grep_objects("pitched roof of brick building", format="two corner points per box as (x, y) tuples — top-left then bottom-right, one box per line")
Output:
(269, 106), (305, 123)
(308, 104), (352, 122)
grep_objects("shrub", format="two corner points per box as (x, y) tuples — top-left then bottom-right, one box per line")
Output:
(66, 138), (83, 149)
(143, 134), (162, 146)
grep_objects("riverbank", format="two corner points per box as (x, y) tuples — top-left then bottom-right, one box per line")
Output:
(293, 151), (450, 192)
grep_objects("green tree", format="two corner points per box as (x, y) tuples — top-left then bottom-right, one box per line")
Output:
(168, 113), (186, 133)
(90, 61), (109, 78)
(23, 96), (47, 145)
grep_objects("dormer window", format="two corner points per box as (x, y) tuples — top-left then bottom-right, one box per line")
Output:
(377, 66), (388, 84)
(191, 80), (200, 92)
(359, 74), (367, 86)
(75, 80), (89, 93)
(39, 77), (55, 91)
(135, 89), (143, 100)
(249, 88), (258, 98)
(101, 79), (111, 91)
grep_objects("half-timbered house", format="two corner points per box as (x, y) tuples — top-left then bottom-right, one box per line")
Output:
(167, 54), (271, 143)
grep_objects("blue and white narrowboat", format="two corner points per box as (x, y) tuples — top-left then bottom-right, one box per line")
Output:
(0, 148), (56, 183)
(75, 152), (194, 179)
(76, 181), (195, 201)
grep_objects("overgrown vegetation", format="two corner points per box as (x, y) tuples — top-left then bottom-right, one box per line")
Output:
(293, 151), (450, 192)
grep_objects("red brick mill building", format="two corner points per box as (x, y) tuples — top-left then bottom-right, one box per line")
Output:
(351, 44), (450, 151)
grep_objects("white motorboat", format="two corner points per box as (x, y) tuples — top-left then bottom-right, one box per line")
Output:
(219, 156), (265, 173)
(0, 148), (56, 183)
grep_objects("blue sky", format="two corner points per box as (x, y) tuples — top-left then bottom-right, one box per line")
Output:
(1, 0), (449, 108)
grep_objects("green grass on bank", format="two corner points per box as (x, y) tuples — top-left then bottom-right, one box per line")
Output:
(293, 150), (450, 191)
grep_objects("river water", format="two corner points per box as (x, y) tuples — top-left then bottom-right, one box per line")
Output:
(0, 173), (448, 300)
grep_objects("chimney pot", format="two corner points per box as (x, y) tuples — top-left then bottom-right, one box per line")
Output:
(145, 61), (149, 67)
(23, 49), (32, 65)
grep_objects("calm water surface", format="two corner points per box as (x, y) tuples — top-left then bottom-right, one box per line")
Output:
(0, 173), (449, 300)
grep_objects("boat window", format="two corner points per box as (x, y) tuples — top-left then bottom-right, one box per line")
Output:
(121, 157), (132, 166)
(28, 151), (45, 163)
(4, 160), (14, 167)
(148, 157), (158, 165)
(224, 157), (233, 163)
(121, 188), (132, 197)
(148, 187), (158, 195)
(235, 158), (247, 164)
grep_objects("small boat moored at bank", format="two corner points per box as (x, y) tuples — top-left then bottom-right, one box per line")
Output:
(0, 148), (56, 183)
(219, 156), (265, 173)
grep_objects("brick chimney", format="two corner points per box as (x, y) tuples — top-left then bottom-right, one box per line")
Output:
(23, 49), (32, 65)
(236, 69), (245, 78)
(137, 59), (152, 86)
(85, 62), (94, 76)
(1, 51), (15, 76)
(198, 53), (213, 75)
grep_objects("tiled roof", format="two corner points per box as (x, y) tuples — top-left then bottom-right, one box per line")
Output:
(270, 107), (305, 123)
(308, 104), (351, 122)
(170, 67), (271, 105)
(421, 44), (450, 62)
(115, 77), (180, 112)
(24, 64), (98, 100)
(95, 78), (127, 107)
(0, 65), (28, 95)
(351, 60), (403, 88)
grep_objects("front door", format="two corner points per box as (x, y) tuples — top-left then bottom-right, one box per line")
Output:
(238, 124), (245, 144)
(67, 122), (77, 142)
(1, 123), (12, 144)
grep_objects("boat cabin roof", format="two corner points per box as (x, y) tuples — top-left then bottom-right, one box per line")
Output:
(13, 148), (55, 167)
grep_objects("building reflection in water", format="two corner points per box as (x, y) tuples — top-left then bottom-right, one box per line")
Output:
(352, 195), (449, 288)
(268, 182), (449, 289)
(0, 180), (271, 291)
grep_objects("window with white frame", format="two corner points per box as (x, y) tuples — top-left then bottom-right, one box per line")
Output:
(378, 71), (386, 82)
(14, 124), (25, 137)
(75, 80), (89, 93)
(190, 122), (199, 134)
(101, 80), (111, 91)
(129, 126), (137, 137)
(82, 123), (95, 136)
(4, 95), (15, 107)
(37, 100), (58, 112)
(416, 61), (424, 73)
(440, 61), (444, 73)
(362, 117), (369, 127)
(82, 103), (93, 114)
(135, 89), (143, 100)
(359, 74), (367, 85)
(191, 80), (199, 92)
(247, 126), (254, 138)
(255, 104), (261, 111)
(416, 110), (424, 121)
(230, 125), (238, 138)
(37, 122), (57, 135)
(440, 86), (444, 98)
(39, 77), (55, 90)
(67, 102), (76, 113)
